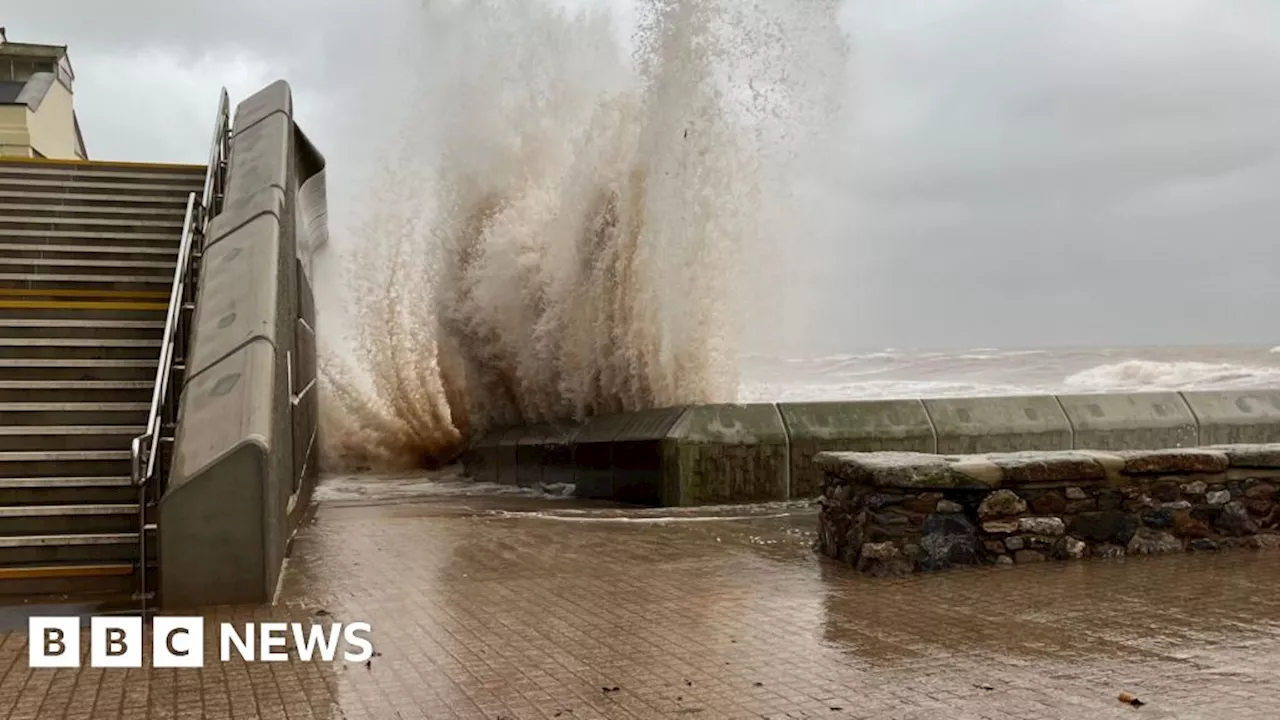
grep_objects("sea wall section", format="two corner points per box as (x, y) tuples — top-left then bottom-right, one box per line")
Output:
(463, 390), (1280, 506)
(159, 80), (325, 608)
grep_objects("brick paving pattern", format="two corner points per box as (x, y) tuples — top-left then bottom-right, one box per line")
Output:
(0, 477), (1278, 719)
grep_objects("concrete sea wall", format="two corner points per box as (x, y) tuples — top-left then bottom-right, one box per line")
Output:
(463, 390), (1280, 506)
(159, 81), (324, 608)
(815, 445), (1280, 575)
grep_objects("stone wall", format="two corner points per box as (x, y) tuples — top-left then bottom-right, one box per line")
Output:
(816, 445), (1280, 575)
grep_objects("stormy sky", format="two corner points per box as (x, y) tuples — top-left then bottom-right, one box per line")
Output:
(6, 0), (1279, 354)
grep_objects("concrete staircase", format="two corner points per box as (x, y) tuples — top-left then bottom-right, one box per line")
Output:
(0, 158), (202, 601)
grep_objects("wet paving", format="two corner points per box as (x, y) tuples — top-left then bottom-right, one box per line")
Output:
(1, 472), (1279, 719)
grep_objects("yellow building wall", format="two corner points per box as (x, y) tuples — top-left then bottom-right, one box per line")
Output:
(24, 80), (81, 159)
(0, 105), (33, 158)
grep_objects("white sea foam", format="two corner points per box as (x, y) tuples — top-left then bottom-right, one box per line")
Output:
(1062, 360), (1280, 393)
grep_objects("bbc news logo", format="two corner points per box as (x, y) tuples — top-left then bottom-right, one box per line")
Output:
(29, 617), (374, 668)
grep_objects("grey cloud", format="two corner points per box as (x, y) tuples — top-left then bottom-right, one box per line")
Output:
(6, 0), (1279, 352)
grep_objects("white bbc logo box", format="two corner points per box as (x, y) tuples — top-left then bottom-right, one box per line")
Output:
(29, 617), (372, 668)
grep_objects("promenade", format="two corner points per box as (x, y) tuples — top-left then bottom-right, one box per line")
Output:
(0, 474), (1277, 719)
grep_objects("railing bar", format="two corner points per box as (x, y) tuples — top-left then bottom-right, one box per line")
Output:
(133, 86), (231, 615)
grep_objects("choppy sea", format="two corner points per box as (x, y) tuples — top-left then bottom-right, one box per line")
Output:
(737, 346), (1280, 402)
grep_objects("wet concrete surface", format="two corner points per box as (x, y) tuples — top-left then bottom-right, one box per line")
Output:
(1, 472), (1279, 718)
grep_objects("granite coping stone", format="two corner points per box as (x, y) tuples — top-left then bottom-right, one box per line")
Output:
(1116, 448), (1230, 475)
(1208, 444), (1280, 469)
(817, 445), (1277, 490)
(815, 451), (1002, 489)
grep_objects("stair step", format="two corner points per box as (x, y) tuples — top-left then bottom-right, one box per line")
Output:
(0, 338), (160, 360)
(0, 242), (178, 257)
(0, 476), (134, 506)
(0, 450), (131, 462)
(0, 532), (145, 566)
(0, 191), (195, 209)
(0, 257), (176, 271)
(0, 318), (164, 329)
(0, 163), (204, 186)
(0, 562), (136, 597)
(0, 452), (133, 480)
(0, 381), (152, 404)
(0, 318), (165, 340)
(0, 503), (137, 517)
(0, 359), (157, 381)
(0, 216), (183, 232)
(0, 476), (133, 489)
(0, 303), (166, 321)
(0, 532), (139, 547)
(0, 402), (149, 426)
(0, 271), (171, 286)
(0, 562), (133, 577)
(0, 204), (186, 218)
(0, 425), (145, 450)
(0, 178), (200, 197)
(0, 228), (181, 248)
(0, 503), (138, 535)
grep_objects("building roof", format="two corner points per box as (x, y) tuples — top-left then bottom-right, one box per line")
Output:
(0, 41), (67, 60)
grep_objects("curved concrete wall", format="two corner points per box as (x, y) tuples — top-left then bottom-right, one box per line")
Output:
(160, 80), (326, 608)
(463, 390), (1280, 506)
(779, 400), (934, 499)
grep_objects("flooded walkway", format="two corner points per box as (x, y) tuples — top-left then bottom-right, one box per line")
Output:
(1, 472), (1279, 719)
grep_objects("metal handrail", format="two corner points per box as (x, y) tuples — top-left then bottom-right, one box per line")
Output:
(131, 88), (231, 611)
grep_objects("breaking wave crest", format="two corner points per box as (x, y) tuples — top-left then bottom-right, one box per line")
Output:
(318, 0), (848, 471)
(1062, 359), (1280, 392)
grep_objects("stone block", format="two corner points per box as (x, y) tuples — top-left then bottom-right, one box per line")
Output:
(924, 395), (1072, 454)
(1180, 390), (1280, 445)
(664, 404), (788, 505)
(186, 212), (283, 381)
(162, 339), (283, 607)
(1057, 392), (1198, 451)
(1210, 443), (1280, 469)
(986, 451), (1107, 484)
(1117, 448), (1229, 475)
(612, 406), (687, 505)
(231, 79), (293, 132)
(226, 110), (291, 199)
(1126, 528), (1183, 555)
(778, 400), (935, 499)
(815, 451), (1001, 490)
